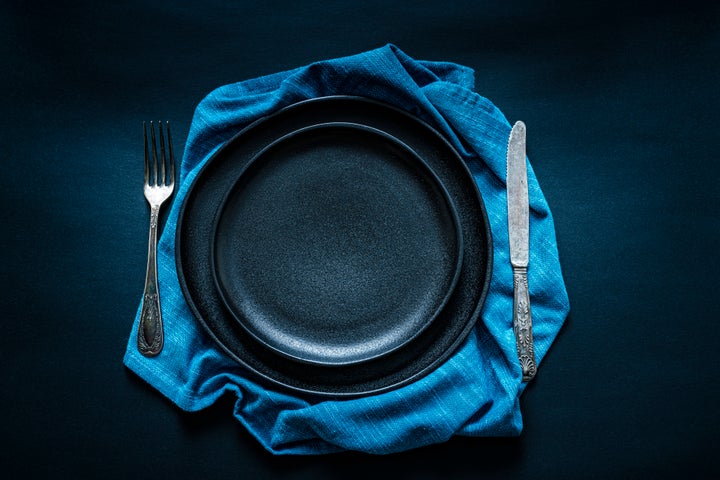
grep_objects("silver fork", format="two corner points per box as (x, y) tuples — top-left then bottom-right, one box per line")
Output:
(138, 121), (175, 356)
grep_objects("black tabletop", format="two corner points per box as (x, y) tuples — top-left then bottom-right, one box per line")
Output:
(2, 1), (718, 478)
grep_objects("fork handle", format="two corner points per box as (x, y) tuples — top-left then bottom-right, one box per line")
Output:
(138, 205), (164, 356)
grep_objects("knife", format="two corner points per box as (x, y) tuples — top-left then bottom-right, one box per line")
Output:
(506, 120), (537, 382)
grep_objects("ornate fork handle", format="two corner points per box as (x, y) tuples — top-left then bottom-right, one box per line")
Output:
(512, 266), (536, 381)
(138, 204), (164, 356)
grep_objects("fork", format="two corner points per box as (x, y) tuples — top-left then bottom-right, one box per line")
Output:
(138, 121), (175, 356)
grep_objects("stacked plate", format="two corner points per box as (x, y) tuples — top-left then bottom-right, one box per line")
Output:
(176, 96), (493, 397)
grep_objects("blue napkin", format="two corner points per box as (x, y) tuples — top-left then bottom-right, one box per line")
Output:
(124, 44), (569, 455)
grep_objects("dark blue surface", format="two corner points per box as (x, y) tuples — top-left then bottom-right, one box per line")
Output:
(1, 0), (718, 477)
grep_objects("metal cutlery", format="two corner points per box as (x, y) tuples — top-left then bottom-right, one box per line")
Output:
(138, 121), (175, 356)
(506, 120), (536, 381)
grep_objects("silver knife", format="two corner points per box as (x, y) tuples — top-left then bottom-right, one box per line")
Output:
(506, 120), (537, 381)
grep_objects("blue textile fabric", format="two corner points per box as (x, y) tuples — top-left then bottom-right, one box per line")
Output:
(124, 44), (569, 455)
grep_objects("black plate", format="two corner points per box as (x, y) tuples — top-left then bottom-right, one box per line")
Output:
(176, 96), (493, 397)
(211, 123), (463, 366)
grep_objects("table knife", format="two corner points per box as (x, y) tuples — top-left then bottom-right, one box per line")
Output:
(507, 120), (537, 381)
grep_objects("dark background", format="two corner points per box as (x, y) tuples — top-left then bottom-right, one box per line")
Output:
(2, 0), (718, 478)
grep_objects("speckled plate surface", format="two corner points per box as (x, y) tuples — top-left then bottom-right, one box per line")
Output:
(176, 96), (492, 397)
(211, 122), (463, 366)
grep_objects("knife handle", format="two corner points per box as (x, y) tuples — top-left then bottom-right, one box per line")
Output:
(512, 266), (536, 381)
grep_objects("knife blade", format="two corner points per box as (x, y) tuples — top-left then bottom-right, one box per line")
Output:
(506, 120), (537, 381)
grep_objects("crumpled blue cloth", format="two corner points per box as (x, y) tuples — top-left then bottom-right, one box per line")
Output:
(124, 44), (569, 455)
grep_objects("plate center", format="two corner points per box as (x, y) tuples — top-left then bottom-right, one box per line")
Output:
(213, 124), (462, 365)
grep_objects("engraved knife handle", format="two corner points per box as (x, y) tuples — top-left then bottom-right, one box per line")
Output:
(138, 205), (164, 356)
(512, 266), (536, 381)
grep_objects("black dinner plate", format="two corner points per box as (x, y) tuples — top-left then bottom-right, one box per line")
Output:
(211, 123), (463, 366)
(176, 96), (493, 397)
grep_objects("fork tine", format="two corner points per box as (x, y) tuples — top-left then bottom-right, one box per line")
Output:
(166, 122), (175, 186)
(158, 121), (167, 186)
(143, 122), (149, 185)
(150, 121), (158, 186)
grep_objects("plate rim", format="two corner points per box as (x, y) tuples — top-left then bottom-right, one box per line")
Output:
(175, 95), (493, 397)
